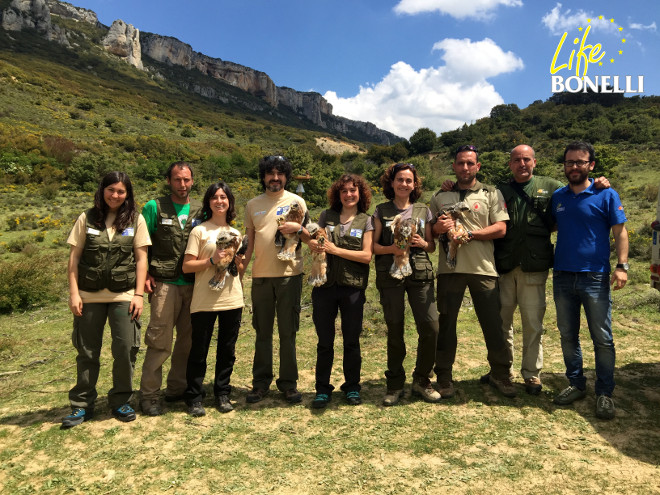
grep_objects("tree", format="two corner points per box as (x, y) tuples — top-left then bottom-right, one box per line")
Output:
(408, 127), (437, 155)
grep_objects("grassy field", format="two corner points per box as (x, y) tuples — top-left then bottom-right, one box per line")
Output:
(1, 186), (660, 494)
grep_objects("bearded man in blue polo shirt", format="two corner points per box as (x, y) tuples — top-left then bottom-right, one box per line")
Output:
(551, 141), (628, 420)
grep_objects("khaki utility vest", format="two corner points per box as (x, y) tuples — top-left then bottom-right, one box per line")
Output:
(148, 196), (202, 283)
(322, 210), (370, 289)
(78, 208), (137, 292)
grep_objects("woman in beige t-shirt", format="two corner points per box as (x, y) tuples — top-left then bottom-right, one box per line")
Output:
(62, 171), (150, 428)
(182, 182), (244, 417)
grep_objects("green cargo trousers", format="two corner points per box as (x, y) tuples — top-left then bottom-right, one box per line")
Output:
(69, 302), (141, 410)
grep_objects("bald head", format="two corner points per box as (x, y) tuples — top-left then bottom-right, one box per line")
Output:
(509, 145), (536, 183)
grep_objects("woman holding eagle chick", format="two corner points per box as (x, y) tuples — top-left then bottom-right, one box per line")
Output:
(373, 163), (441, 406)
(181, 182), (245, 417)
(307, 174), (374, 409)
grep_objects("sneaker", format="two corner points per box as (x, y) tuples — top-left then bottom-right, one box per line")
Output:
(188, 401), (206, 417)
(436, 380), (455, 399)
(246, 388), (269, 404)
(411, 380), (442, 403)
(61, 407), (93, 428)
(345, 391), (362, 406)
(312, 393), (331, 409)
(284, 388), (303, 404)
(382, 389), (404, 407)
(112, 404), (136, 422)
(140, 399), (163, 417)
(595, 395), (615, 420)
(215, 395), (234, 413)
(524, 377), (543, 396)
(488, 375), (517, 398)
(553, 385), (587, 405)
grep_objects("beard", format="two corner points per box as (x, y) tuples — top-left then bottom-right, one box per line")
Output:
(565, 169), (589, 185)
(267, 181), (283, 192)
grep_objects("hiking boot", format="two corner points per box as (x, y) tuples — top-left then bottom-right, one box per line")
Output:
(312, 393), (331, 409)
(488, 375), (517, 398)
(524, 377), (543, 396)
(345, 391), (362, 406)
(436, 380), (455, 399)
(140, 399), (163, 417)
(382, 389), (404, 407)
(411, 380), (442, 403)
(112, 404), (136, 422)
(246, 388), (269, 404)
(284, 388), (303, 404)
(595, 395), (615, 420)
(215, 395), (234, 413)
(61, 407), (93, 428)
(553, 385), (586, 405)
(188, 401), (206, 417)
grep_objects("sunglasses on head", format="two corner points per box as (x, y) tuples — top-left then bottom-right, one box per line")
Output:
(456, 144), (478, 154)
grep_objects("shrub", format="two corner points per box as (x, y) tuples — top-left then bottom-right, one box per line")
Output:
(0, 253), (63, 313)
(181, 127), (196, 138)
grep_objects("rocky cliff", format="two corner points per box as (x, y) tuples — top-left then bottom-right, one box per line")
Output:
(1, 0), (400, 144)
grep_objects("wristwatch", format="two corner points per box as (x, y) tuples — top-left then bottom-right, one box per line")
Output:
(297, 225), (304, 235)
(615, 263), (629, 271)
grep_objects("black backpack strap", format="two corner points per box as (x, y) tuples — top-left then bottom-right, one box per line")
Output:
(509, 180), (554, 231)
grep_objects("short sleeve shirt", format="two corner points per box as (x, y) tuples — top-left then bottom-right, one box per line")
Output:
(244, 190), (308, 278)
(429, 181), (509, 276)
(67, 211), (151, 303)
(184, 221), (244, 313)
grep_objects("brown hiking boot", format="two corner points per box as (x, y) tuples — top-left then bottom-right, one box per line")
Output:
(524, 377), (542, 395)
(436, 380), (455, 399)
(411, 379), (442, 403)
(488, 375), (517, 398)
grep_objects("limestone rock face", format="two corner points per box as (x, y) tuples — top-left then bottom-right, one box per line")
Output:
(1, 0), (51, 34)
(47, 0), (98, 25)
(102, 19), (142, 69)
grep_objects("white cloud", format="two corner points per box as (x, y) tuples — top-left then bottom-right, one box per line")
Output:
(542, 3), (622, 35)
(393, 0), (521, 20)
(629, 21), (656, 31)
(324, 38), (523, 138)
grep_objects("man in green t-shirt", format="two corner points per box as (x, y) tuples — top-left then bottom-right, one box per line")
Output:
(139, 162), (202, 416)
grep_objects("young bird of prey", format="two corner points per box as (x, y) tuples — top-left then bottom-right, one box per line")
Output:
(275, 201), (304, 260)
(438, 202), (470, 270)
(209, 230), (242, 290)
(389, 214), (416, 279)
(306, 223), (327, 287)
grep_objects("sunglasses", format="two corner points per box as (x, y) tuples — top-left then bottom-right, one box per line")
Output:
(392, 163), (415, 176)
(456, 144), (478, 155)
(263, 155), (286, 162)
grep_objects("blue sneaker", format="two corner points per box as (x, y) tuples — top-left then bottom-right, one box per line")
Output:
(312, 393), (331, 409)
(62, 407), (93, 428)
(112, 404), (136, 422)
(345, 391), (362, 406)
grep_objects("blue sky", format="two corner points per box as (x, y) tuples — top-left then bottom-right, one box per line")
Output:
(70, 1), (658, 139)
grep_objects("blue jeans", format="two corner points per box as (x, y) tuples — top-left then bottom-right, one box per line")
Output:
(553, 271), (615, 396)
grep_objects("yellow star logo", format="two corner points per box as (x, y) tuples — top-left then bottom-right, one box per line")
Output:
(610, 58), (615, 63)
(579, 26), (583, 31)
(598, 15), (603, 20)
(599, 62), (603, 66)
(622, 38), (626, 43)
(587, 18), (591, 23)
(619, 27), (623, 31)
(619, 50), (623, 55)
(610, 18), (614, 23)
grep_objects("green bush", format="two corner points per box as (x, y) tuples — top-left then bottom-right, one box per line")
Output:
(0, 253), (63, 313)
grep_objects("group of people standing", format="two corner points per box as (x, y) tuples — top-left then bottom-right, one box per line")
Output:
(62, 140), (629, 428)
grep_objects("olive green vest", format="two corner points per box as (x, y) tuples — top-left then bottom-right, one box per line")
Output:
(148, 196), (202, 283)
(78, 208), (138, 292)
(494, 176), (561, 273)
(322, 210), (370, 289)
(375, 202), (434, 286)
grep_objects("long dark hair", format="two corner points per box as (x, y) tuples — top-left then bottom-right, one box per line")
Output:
(92, 171), (136, 232)
(327, 174), (371, 213)
(380, 163), (422, 202)
(201, 182), (236, 224)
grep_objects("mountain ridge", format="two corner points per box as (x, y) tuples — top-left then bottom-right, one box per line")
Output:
(0, 0), (400, 144)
